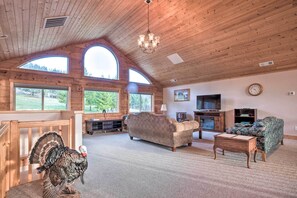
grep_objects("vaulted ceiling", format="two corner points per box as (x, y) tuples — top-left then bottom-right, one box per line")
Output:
(0, 0), (296, 87)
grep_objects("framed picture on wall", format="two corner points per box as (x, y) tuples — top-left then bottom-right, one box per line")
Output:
(174, 89), (190, 102)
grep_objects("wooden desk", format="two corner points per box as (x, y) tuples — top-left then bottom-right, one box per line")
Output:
(213, 133), (257, 168)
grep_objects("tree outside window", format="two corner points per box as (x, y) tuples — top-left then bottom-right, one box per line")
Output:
(84, 90), (119, 113)
(129, 93), (152, 112)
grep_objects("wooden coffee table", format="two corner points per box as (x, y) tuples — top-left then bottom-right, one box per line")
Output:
(213, 133), (257, 168)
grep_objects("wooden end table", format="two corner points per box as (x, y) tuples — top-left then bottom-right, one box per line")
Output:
(213, 133), (257, 168)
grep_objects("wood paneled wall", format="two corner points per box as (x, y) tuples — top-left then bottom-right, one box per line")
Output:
(0, 39), (163, 128)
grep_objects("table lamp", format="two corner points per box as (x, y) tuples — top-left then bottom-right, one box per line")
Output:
(160, 104), (167, 115)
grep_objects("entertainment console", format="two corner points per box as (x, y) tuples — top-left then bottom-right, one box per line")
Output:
(85, 119), (123, 135)
(194, 111), (225, 139)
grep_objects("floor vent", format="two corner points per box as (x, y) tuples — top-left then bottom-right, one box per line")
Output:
(44, 16), (68, 28)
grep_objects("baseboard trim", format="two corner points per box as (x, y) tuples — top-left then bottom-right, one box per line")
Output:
(284, 135), (297, 140)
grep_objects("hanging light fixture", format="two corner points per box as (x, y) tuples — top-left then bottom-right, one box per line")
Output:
(137, 0), (160, 54)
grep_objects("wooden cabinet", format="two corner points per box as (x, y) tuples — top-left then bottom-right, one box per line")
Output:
(86, 119), (123, 135)
(194, 111), (225, 139)
(234, 109), (257, 124)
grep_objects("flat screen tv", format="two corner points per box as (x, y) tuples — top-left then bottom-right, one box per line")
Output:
(196, 94), (221, 110)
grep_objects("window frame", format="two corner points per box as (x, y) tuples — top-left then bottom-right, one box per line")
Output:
(128, 68), (152, 85)
(83, 89), (120, 114)
(83, 45), (120, 80)
(18, 55), (69, 75)
(128, 93), (154, 113)
(14, 84), (69, 111)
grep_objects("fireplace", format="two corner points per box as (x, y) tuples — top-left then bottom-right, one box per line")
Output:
(201, 117), (215, 130)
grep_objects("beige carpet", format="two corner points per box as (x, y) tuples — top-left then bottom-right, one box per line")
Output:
(7, 132), (297, 198)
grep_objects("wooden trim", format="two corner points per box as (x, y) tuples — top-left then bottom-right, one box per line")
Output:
(0, 110), (64, 114)
(284, 135), (297, 140)
(18, 120), (69, 128)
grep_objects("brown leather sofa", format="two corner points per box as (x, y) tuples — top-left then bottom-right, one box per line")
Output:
(126, 112), (199, 151)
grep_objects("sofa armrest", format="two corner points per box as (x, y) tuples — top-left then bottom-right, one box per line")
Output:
(173, 121), (199, 132)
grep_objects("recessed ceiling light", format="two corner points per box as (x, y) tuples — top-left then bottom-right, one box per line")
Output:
(0, 35), (8, 39)
(167, 53), (184, 64)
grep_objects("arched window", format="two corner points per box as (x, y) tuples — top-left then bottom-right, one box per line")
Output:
(84, 46), (119, 80)
(19, 56), (68, 74)
(129, 69), (151, 84)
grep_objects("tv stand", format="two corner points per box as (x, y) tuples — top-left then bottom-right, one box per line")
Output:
(194, 111), (225, 139)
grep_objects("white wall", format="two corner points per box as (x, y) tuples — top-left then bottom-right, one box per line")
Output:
(163, 70), (297, 135)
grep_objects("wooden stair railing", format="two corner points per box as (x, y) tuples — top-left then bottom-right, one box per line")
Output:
(0, 124), (10, 198)
(0, 117), (74, 197)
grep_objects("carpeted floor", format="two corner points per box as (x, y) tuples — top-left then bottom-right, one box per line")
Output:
(7, 132), (297, 198)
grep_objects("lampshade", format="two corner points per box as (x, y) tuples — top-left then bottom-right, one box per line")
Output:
(160, 104), (167, 111)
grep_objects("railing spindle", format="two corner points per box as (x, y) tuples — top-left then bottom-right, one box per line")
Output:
(58, 125), (62, 136)
(28, 128), (32, 182)
(38, 127), (43, 180)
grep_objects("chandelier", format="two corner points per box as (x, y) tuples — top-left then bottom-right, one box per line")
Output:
(137, 0), (160, 54)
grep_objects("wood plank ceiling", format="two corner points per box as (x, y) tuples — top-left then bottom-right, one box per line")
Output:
(0, 0), (296, 87)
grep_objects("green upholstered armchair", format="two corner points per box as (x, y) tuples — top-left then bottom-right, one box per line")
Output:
(227, 116), (284, 161)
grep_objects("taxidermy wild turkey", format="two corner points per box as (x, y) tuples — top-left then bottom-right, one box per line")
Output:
(29, 131), (88, 198)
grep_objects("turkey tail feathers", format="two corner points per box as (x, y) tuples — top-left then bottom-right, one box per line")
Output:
(29, 131), (65, 165)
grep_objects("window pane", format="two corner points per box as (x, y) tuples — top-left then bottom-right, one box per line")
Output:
(84, 46), (118, 80)
(129, 93), (152, 112)
(15, 88), (42, 110)
(129, 69), (151, 84)
(44, 89), (68, 110)
(84, 90), (119, 113)
(129, 94), (140, 112)
(20, 57), (68, 74)
(140, 94), (152, 112)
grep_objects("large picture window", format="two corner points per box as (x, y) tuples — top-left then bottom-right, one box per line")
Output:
(129, 93), (152, 112)
(84, 46), (119, 80)
(15, 86), (68, 110)
(19, 56), (68, 74)
(84, 90), (119, 113)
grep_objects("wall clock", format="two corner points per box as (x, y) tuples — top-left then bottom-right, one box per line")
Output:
(248, 83), (263, 96)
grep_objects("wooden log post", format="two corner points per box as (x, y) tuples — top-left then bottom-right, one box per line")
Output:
(9, 121), (20, 187)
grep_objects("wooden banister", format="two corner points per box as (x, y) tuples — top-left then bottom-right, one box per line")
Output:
(18, 120), (69, 128)
(0, 116), (76, 196)
(0, 124), (10, 198)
